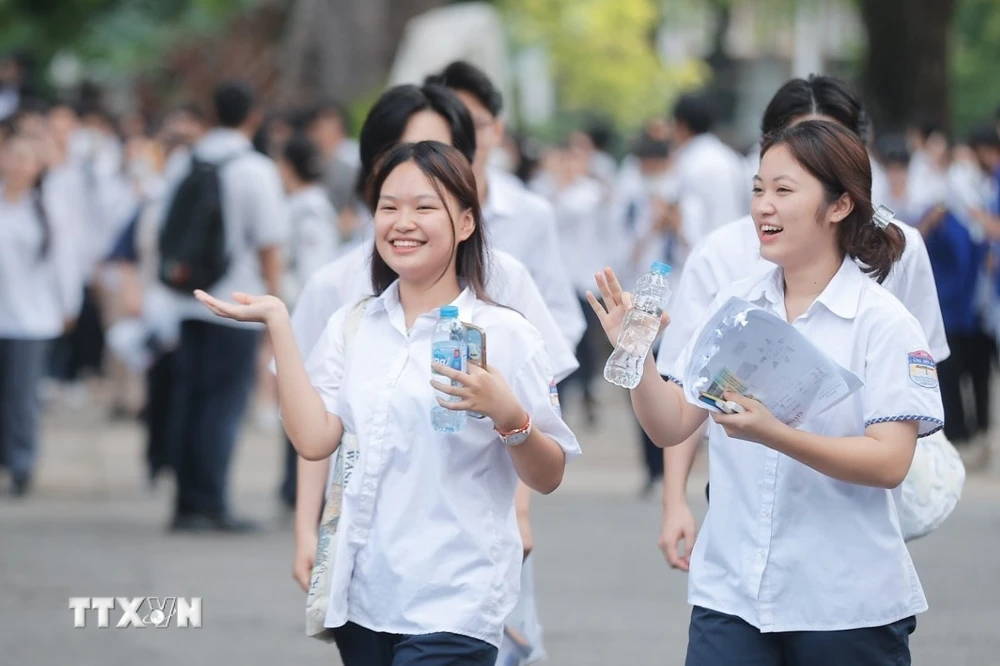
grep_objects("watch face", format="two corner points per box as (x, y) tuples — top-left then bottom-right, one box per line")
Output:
(505, 429), (530, 446)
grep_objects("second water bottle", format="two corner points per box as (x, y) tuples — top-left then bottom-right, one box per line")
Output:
(604, 261), (672, 390)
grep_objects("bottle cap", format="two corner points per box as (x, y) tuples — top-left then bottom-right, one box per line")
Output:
(651, 261), (672, 276)
(439, 305), (459, 318)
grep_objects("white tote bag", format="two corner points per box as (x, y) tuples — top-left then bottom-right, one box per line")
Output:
(304, 297), (370, 641)
(897, 429), (966, 542)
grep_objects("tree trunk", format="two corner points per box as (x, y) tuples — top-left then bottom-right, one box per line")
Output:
(279, 0), (448, 106)
(857, 0), (957, 134)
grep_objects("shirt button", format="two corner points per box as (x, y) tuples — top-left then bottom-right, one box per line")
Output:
(762, 508), (771, 518)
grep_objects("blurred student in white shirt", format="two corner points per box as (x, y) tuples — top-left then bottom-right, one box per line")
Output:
(0, 133), (81, 496)
(669, 93), (747, 243)
(277, 134), (339, 305)
(426, 61), (585, 353)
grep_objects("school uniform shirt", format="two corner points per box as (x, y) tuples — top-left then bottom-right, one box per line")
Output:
(305, 283), (581, 647)
(287, 243), (580, 383)
(671, 133), (748, 245)
(656, 215), (951, 377)
(669, 257), (942, 633)
(159, 128), (289, 328)
(284, 184), (339, 304)
(483, 169), (586, 348)
(0, 187), (82, 339)
(536, 175), (608, 295)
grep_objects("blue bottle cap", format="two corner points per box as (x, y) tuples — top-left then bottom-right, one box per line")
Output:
(439, 305), (459, 318)
(651, 261), (672, 275)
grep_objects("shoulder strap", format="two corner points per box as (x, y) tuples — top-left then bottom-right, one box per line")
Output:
(342, 296), (372, 358)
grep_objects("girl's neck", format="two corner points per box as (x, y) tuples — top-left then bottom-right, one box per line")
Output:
(781, 250), (844, 322)
(287, 179), (310, 195)
(398, 271), (463, 329)
(2, 183), (30, 203)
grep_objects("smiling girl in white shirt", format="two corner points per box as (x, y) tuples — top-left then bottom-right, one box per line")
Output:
(590, 120), (943, 665)
(196, 140), (579, 666)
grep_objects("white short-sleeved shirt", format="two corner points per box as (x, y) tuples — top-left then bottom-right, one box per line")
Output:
(284, 184), (339, 304)
(656, 215), (950, 376)
(305, 283), (581, 646)
(0, 188), (82, 339)
(484, 170), (586, 349)
(288, 244), (580, 383)
(670, 257), (942, 633)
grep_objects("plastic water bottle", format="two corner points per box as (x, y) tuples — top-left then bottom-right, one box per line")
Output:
(604, 261), (672, 389)
(431, 305), (468, 432)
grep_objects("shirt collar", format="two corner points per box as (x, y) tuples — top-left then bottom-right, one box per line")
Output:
(371, 280), (480, 334)
(747, 256), (864, 320)
(195, 128), (252, 159)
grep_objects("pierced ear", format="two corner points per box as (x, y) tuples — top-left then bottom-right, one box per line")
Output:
(830, 193), (855, 224)
(456, 208), (475, 242)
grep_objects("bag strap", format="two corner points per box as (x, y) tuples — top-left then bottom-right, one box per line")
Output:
(343, 296), (372, 361)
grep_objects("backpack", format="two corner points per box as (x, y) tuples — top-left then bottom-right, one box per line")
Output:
(158, 152), (243, 293)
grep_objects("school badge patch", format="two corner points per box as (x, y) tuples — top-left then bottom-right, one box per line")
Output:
(907, 350), (938, 389)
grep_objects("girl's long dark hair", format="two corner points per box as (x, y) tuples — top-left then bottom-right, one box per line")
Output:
(760, 120), (904, 283)
(32, 170), (51, 260)
(3, 133), (51, 260)
(355, 84), (476, 206)
(366, 141), (491, 301)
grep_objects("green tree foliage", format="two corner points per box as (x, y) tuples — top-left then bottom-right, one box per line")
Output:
(503, 0), (708, 130)
(950, 0), (1000, 135)
(0, 0), (258, 77)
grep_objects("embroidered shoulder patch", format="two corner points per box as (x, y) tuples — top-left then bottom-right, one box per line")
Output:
(907, 350), (938, 389)
(549, 380), (562, 417)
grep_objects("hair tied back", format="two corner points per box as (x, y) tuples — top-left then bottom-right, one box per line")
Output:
(872, 204), (894, 230)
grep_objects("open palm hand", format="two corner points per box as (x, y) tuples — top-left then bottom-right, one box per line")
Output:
(193, 290), (288, 326)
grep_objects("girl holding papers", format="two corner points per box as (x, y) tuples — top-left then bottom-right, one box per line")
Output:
(589, 120), (943, 666)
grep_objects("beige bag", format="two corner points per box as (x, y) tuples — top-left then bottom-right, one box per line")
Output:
(305, 297), (370, 641)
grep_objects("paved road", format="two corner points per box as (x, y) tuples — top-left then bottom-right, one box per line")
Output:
(1, 386), (999, 665)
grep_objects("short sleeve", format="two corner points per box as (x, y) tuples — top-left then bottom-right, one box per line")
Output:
(303, 305), (350, 416)
(664, 291), (729, 387)
(489, 253), (580, 384)
(511, 342), (582, 461)
(862, 313), (945, 438)
(246, 160), (289, 249)
(885, 225), (951, 363)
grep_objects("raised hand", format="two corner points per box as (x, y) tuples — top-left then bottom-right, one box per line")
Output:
(586, 267), (671, 346)
(586, 267), (633, 345)
(193, 290), (288, 326)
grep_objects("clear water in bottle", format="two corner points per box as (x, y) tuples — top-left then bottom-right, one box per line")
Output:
(431, 305), (468, 432)
(605, 261), (672, 389)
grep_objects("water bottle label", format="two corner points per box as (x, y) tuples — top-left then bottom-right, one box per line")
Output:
(432, 343), (464, 373)
(549, 380), (562, 417)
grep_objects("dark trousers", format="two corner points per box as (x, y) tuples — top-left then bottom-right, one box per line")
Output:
(558, 295), (603, 417)
(170, 320), (259, 516)
(145, 350), (176, 480)
(280, 434), (296, 508)
(686, 606), (916, 666)
(0, 338), (51, 479)
(333, 622), (498, 666)
(938, 331), (993, 444)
